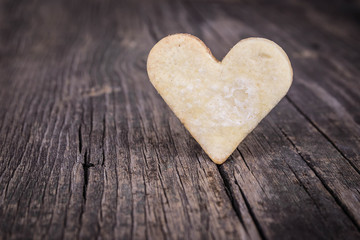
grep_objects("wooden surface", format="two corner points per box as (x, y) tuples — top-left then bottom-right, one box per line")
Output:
(0, 0), (359, 239)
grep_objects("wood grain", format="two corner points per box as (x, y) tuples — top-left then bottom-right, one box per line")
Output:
(0, 0), (359, 239)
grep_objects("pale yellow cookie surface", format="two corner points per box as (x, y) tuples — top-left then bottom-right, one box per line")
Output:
(147, 34), (293, 164)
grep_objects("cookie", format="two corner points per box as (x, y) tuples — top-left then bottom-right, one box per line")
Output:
(147, 34), (293, 164)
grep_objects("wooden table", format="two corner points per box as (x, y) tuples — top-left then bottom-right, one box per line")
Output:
(1, 0), (359, 239)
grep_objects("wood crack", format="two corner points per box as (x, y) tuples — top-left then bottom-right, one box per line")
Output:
(237, 148), (267, 196)
(217, 165), (248, 235)
(141, 167), (149, 240)
(233, 177), (267, 240)
(102, 116), (106, 167)
(82, 150), (94, 203)
(78, 126), (82, 154)
(281, 153), (325, 218)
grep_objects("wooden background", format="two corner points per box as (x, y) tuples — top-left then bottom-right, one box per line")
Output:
(0, 0), (359, 239)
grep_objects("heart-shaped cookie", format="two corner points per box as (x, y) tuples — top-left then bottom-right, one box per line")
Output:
(147, 34), (293, 164)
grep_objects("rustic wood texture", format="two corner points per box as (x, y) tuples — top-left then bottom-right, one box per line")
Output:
(0, 0), (359, 239)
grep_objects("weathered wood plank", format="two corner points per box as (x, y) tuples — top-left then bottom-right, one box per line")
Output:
(0, 0), (359, 239)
